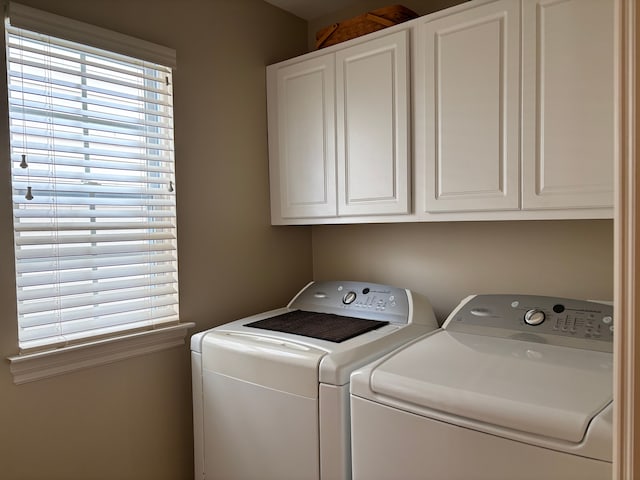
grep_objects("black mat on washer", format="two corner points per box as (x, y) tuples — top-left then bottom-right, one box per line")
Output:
(245, 310), (388, 343)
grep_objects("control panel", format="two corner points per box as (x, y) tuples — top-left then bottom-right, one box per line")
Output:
(445, 294), (613, 351)
(289, 281), (411, 324)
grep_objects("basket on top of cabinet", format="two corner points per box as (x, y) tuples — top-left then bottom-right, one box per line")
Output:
(315, 5), (418, 49)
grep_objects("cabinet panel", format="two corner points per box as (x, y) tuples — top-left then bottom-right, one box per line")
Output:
(522, 0), (614, 209)
(336, 31), (410, 216)
(270, 56), (336, 219)
(417, 0), (520, 213)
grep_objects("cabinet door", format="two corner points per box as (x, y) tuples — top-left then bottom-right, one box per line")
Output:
(522, 0), (614, 209)
(268, 55), (336, 219)
(416, 0), (520, 213)
(336, 31), (410, 216)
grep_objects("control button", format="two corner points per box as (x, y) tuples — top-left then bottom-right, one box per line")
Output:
(362, 288), (370, 294)
(389, 295), (395, 302)
(553, 304), (565, 314)
(566, 318), (575, 330)
(342, 291), (357, 305)
(524, 309), (546, 326)
(603, 316), (613, 324)
(511, 301), (520, 308)
(471, 308), (492, 317)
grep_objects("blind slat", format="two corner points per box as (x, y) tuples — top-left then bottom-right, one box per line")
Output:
(17, 263), (177, 287)
(7, 66), (167, 100)
(15, 222), (176, 232)
(11, 153), (174, 172)
(21, 285), (178, 315)
(10, 138), (173, 162)
(7, 78), (172, 116)
(17, 252), (176, 273)
(15, 232), (176, 248)
(12, 184), (174, 199)
(21, 296), (179, 327)
(13, 168), (175, 186)
(15, 208), (176, 219)
(12, 195), (175, 207)
(10, 126), (174, 152)
(7, 40), (171, 85)
(16, 243), (175, 261)
(9, 100), (171, 132)
(18, 274), (177, 301)
(20, 310), (180, 344)
(11, 111), (172, 141)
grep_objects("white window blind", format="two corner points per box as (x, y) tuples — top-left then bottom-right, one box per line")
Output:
(6, 15), (180, 352)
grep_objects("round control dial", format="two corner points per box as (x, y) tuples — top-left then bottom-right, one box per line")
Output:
(524, 309), (546, 326)
(342, 291), (357, 305)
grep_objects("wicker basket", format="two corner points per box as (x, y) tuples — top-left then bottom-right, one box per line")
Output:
(315, 5), (419, 49)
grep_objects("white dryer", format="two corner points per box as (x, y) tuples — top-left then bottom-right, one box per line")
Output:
(350, 294), (613, 480)
(191, 280), (438, 480)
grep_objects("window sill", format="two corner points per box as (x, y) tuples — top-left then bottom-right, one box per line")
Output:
(7, 322), (196, 385)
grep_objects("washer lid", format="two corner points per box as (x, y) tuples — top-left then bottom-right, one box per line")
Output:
(369, 331), (613, 443)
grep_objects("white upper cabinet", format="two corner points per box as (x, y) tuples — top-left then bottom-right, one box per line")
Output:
(416, 0), (520, 213)
(521, 0), (615, 209)
(267, 31), (410, 224)
(336, 31), (410, 216)
(266, 0), (616, 224)
(268, 55), (336, 219)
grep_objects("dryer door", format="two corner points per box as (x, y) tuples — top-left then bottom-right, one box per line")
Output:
(369, 331), (613, 443)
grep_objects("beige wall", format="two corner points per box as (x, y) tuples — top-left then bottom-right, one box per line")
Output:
(0, 1), (618, 479)
(0, 1), (311, 479)
(312, 221), (614, 322)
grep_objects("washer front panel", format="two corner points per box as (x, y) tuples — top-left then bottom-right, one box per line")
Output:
(351, 395), (612, 480)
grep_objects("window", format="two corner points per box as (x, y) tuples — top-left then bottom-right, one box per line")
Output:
(5, 3), (192, 383)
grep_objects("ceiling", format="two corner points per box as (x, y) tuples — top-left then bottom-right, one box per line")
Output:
(263, 0), (349, 20)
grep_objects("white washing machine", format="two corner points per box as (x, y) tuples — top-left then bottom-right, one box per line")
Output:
(350, 294), (613, 480)
(191, 280), (438, 480)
